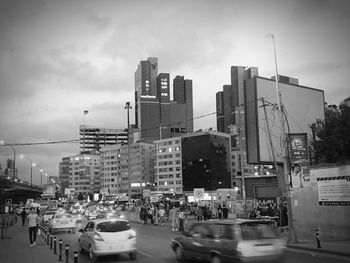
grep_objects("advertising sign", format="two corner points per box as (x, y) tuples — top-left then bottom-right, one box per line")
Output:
(43, 184), (56, 198)
(317, 176), (350, 206)
(143, 189), (151, 198)
(64, 188), (75, 195)
(289, 133), (310, 188)
(217, 188), (237, 201)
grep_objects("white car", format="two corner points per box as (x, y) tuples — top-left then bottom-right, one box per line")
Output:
(78, 218), (137, 261)
(49, 213), (76, 234)
(43, 210), (56, 223)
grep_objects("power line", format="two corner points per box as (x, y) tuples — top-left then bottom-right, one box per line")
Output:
(1, 139), (80, 146)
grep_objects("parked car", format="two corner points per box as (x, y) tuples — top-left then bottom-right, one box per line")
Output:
(48, 213), (76, 234)
(171, 219), (286, 263)
(78, 218), (137, 261)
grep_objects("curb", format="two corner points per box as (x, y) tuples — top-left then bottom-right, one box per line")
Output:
(286, 244), (350, 258)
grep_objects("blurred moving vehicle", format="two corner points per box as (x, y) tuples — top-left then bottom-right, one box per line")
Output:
(78, 218), (137, 261)
(49, 213), (76, 234)
(42, 210), (57, 224)
(171, 219), (286, 263)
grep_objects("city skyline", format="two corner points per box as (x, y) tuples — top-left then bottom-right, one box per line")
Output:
(1, 0), (349, 183)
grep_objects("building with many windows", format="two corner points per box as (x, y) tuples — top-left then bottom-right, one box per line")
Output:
(154, 130), (232, 197)
(134, 57), (194, 143)
(100, 142), (154, 198)
(67, 153), (101, 198)
(154, 137), (183, 194)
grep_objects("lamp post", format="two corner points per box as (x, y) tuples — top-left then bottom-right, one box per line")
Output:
(0, 141), (16, 180)
(124, 102), (132, 205)
(267, 33), (298, 244)
(20, 155), (35, 187)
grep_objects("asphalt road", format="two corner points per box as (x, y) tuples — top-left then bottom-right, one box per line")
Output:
(52, 222), (350, 263)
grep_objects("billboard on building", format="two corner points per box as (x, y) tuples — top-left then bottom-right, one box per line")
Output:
(245, 77), (324, 164)
(43, 184), (56, 198)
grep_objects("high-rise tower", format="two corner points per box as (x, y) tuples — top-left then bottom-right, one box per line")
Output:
(135, 58), (193, 143)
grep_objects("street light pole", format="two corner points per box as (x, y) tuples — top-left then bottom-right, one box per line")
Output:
(125, 102), (132, 205)
(267, 34), (298, 244)
(20, 155), (34, 187)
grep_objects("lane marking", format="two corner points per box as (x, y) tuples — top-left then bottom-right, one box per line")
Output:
(138, 250), (155, 258)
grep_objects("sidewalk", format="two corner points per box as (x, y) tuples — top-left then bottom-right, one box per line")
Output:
(0, 221), (64, 263)
(286, 239), (350, 258)
(124, 211), (350, 258)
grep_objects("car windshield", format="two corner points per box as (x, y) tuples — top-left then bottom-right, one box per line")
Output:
(96, 221), (131, 233)
(46, 211), (56, 215)
(240, 222), (278, 240)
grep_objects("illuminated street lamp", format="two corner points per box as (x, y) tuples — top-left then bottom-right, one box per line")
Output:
(19, 154), (36, 187)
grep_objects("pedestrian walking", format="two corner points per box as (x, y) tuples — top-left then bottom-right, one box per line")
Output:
(222, 204), (229, 219)
(27, 207), (39, 247)
(217, 205), (223, 219)
(169, 206), (178, 231)
(21, 208), (26, 226)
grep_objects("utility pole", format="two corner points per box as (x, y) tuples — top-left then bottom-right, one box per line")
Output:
(268, 34), (298, 244)
(237, 106), (246, 217)
(125, 102), (132, 205)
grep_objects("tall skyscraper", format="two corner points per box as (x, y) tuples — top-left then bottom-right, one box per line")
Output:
(134, 58), (193, 143)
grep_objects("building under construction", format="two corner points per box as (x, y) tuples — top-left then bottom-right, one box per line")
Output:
(79, 125), (128, 154)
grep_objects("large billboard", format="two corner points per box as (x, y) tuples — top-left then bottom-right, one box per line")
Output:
(42, 184), (56, 198)
(245, 77), (324, 164)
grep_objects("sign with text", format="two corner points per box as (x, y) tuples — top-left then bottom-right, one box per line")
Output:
(43, 184), (56, 198)
(317, 176), (350, 206)
(289, 133), (310, 188)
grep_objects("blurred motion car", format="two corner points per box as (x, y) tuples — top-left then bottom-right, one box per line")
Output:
(49, 213), (76, 234)
(171, 219), (286, 263)
(42, 210), (56, 224)
(78, 218), (137, 261)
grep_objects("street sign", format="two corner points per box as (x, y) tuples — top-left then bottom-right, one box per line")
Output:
(194, 188), (205, 200)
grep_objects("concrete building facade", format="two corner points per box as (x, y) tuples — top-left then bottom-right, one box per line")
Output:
(67, 153), (100, 198)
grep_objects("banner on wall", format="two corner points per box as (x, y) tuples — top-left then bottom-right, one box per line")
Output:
(289, 133), (310, 188)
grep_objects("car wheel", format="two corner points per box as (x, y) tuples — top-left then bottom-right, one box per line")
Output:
(129, 252), (137, 260)
(211, 254), (221, 263)
(175, 246), (185, 261)
(89, 246), (97, 262)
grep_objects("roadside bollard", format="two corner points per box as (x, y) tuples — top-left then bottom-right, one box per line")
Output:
(43, 228), (47, 242)
(46, 232), (50, 245)
(58, 239), (63, 261)
(65, 244), (69, 263)
(316, 229), (322, 248)
(54, 237), (57, 254)
(73, 251), (78, 263)
(50, 235), (53, 249)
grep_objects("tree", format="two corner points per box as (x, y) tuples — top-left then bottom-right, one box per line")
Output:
(310, 103), (350, 164)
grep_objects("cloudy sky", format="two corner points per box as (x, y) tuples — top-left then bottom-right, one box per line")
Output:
(0, 0), (349, 185)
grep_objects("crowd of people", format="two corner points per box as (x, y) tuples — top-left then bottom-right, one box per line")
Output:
(136, 203), (231, 232)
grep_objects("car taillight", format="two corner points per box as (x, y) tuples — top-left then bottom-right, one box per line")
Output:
(129, 230), (136, 239)
(93, 233), (104, 241)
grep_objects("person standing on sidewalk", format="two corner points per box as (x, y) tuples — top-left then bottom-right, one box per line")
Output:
(21, 208), (27, 226)
(27, 207), (39, 247)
